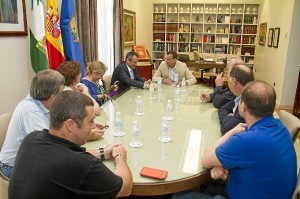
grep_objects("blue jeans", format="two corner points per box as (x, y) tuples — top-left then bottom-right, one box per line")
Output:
(0, 162), (13, 178)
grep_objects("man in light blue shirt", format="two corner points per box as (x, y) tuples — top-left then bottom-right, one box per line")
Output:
(0, 70), (65, 178)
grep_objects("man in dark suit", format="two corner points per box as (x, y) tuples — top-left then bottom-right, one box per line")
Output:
(111, 51), (151, 94)
(218, 63), (254, 134)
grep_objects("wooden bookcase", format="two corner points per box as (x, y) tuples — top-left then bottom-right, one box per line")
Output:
(152, 3), (259, 68)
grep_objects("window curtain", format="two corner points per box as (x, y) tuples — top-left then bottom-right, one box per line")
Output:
(75, 0), (98, 64)
(97, 1), (114, 74)
(113, 0), (124, 68)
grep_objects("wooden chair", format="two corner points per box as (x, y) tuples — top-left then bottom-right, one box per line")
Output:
(0, 113), (11, 150)
(279, 110), (300, 143)
(102, 75), (112, 92)
(0, 113), (10, 199)
(0, 171), (9, 199)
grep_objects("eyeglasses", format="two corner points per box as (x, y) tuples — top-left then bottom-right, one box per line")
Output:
(93, 71), (104, 76)
(164, 58), (174, 62)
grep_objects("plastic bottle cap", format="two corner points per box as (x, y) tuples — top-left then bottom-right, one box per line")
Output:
(116, 112), (120, 115)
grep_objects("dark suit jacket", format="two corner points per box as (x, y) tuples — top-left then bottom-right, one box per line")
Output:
(210, 87), (234, 109)
(218, 97), (245, 135)
(111, 61), (145, 94)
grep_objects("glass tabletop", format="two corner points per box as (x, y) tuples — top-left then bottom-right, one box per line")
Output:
(83, 84), (222, 194)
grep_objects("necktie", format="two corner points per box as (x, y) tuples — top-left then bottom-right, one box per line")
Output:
(129, 70), (134, 80)
(233, 97), (240, 113)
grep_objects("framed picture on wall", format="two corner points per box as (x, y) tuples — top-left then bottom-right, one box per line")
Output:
(123, 9), (136, 47)
(273, 27), (280, 48)
(267, 28), (274, 47)
(0, 0), (28, 36)
(258, 22), (267, 46)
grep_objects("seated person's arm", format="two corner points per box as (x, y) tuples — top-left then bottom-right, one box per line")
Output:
(112, 146), (133, 197)
(218, 100), (234, 123)
(184, 67), (197, 85)
(86, 122), (107, 141)
(211, 88), (234, 109)
(210, 166), (229, 181)
(154, 64), (172, 85)
(201, 123), (247, 168)
(116, 67), (144, 89)
(220, 110), (245, 134)
(76, 84), (101, 115)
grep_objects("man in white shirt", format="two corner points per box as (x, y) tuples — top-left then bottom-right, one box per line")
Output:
(0, 70), (65, 178)
(153, 51), (197, 86)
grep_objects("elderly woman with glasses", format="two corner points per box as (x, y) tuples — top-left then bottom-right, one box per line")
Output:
(82, 61), (118, 106)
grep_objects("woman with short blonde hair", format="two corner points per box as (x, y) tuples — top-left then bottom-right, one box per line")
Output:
(82, 61), (117, 105)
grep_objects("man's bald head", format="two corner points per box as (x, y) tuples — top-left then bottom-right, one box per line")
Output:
(241, 81), (276, 118)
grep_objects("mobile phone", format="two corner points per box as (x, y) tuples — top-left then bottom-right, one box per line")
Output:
(140, 167), (168, 180)
(112, 81), (119, 86)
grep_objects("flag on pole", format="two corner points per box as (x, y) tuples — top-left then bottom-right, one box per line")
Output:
(61, 0), (86, 78)
(29, 0), (49, 73)
(45, 0), (64, 70)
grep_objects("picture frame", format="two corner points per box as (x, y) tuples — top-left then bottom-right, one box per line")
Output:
(123, 9), (136, 47)
(258, 22), (267, 46)
(0, 0), (28, 36)
(267, 28), (274, 47)
(273, 27), (280, 48)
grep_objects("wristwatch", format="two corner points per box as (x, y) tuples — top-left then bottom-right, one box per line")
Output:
(99, 148), (105, 161)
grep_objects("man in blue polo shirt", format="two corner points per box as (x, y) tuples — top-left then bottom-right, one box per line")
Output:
(201, 81), (297, 199)
(173, 81), (297, 199)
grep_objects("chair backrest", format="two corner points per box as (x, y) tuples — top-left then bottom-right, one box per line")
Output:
(0, 171), (9, 199)
(0, 113), (11, 150)
(292, 169), (300, 199)
(102, 75), (112, 92)
(279, 110), (300, 143)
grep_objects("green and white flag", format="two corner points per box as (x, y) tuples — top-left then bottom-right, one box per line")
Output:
(29, 0), (49, 73)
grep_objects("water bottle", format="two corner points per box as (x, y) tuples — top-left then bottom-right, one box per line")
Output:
(174, 85), (182, 101)
(135, 96), (144, 115)
(173, 74), (179, 86)
(166, 100), (174, 120)
(149, 83), (156, 99)
(157, 77), (162, 90)
(130, 120), (143, 148)
(181, 77), (187, 91)
(159, 117), (171, 143)
(113, 112), (125, 137)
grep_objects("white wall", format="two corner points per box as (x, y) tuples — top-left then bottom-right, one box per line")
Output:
(282, 0), (300, 106)
(255, 0), (299, 109)
(0, 1), (34, 115)
(123, 0), (153, 59)
(0, 0), (62, 115)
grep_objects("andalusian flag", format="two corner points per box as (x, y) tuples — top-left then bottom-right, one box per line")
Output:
(45, 0), (64, 70)
(29, 0), (49, 73)
(61, 0), (86, 78)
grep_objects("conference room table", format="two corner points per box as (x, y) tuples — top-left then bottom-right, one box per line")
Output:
(83, 84), (222, 196)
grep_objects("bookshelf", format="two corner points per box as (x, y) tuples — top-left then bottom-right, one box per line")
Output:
(152, 3), (259, 68)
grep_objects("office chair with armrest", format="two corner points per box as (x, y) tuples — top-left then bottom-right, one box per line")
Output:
(0, 112), (10, 199)
(0, 171), (9, 199)
(102, 75), (112, 92)
(279, 110), (300, 143)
